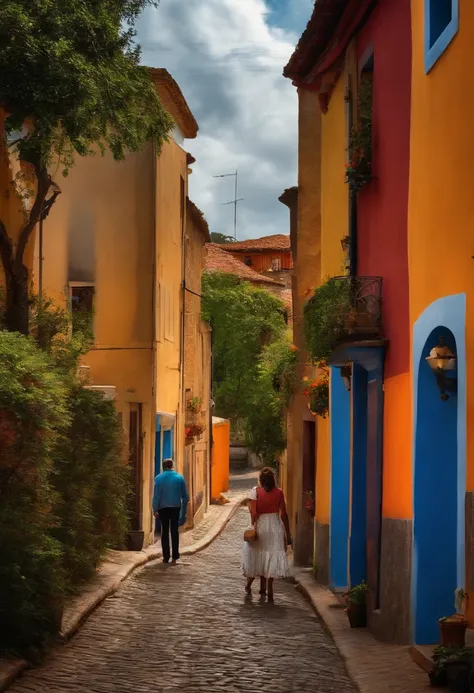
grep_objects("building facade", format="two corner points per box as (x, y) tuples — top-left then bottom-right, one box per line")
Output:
(32, 70), (210, 546)
(283, 0), (472, 646)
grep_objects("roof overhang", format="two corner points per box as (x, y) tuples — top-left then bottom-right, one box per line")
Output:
(149, 68), (198, 139)
(283, 0), (375, 92)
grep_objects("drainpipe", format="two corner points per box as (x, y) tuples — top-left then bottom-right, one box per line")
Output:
(209, 324), (214, 506)
(179, 178), (186, 477)
(349, 189), (358, 276)
(151, 138), (158, 534)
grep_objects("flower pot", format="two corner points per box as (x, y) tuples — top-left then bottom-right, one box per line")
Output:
(439, 618), (467, 648)
(346, 603), (367, 628)
(126, 530), (144, 551)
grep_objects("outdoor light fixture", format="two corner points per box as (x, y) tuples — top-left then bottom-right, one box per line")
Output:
(425, 337), (457, 401)
(340, 365), (352, 391)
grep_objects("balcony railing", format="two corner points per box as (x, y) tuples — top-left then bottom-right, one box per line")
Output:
(332, 275), (383, 342)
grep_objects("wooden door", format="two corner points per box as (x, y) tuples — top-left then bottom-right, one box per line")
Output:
(366, 379), (383, 608)
(129, 403), (143, 531)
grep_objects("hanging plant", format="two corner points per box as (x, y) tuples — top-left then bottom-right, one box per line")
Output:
(345, 78), (373, 192)
(303, 277), (351, 363)
(188, 397), (202, 413)
(303, 373), (330, 418)
(185, 423), (205, 441)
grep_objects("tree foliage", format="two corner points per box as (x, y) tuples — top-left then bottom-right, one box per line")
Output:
(0, 0), (173, 334)
(0, 0), (172, 168)
(0, 299), (129, 654)
(0, 331), (68, 653)
(210, 232), (235, 244)
(202, 272), (286, 422)
(202, 272), (297, 465)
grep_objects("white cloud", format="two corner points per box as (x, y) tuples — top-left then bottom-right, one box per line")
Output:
(137, 0), (305, 240)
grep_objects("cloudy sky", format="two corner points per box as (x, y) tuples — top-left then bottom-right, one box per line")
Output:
(137, 0), (313, 241)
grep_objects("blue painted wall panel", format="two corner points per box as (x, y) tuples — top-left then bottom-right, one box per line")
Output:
(412, 294), (466, 644)
(350, 365), (368, 587)
(330, 367), (352, 590)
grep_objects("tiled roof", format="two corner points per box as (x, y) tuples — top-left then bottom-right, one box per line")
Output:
(218, 234), (291, 253)
(204, 244), (284, 286)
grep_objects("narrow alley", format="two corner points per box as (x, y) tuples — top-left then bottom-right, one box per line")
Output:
(9, 509), (355, 693)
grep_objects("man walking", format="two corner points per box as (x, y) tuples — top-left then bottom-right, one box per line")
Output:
(153, 459), (189, 563)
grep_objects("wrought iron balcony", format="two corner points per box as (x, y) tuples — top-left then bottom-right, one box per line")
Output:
(332, 275), (383, 343)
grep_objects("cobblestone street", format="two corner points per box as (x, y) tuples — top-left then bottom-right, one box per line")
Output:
(10, 507), (356, 693)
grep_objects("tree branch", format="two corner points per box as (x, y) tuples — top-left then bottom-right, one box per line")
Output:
(0, 218), (14, 280)
(14, 163), (51, 270)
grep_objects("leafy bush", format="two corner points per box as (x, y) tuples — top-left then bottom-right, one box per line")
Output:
(0, 331), (68, 653)
(53, 385), (128, 588)
(245, 332), (298, 467)
(303, 277), (351, 363)
(202, 272), (286, 421)
(303, 373), (330, 418)
(0, 298), (129, 654)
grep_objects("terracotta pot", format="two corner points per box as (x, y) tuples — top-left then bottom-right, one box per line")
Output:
(126, 530), (144, 551)
(346, 603), (367, 628)
(439, 618), (467, 648)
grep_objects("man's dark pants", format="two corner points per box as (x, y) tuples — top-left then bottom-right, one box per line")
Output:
(159, 507), (180, 562)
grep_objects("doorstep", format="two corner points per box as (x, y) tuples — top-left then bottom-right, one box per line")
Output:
(411, 628), (474, 674)
(294, 568), (431, 692)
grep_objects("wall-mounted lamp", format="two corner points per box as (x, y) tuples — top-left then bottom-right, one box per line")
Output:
(425, 337), (457, 401)
(340, 365), (352, 391)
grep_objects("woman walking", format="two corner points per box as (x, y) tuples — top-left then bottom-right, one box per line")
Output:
(242, 467), (291, 601)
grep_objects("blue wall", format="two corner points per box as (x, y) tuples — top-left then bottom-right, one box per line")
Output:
(330, 367), (351, 590)
(412, 294), (466, 644)
(350, 365), (368, 587)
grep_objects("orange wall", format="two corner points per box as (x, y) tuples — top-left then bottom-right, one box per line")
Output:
(409, 0), (474, 491)
(211, 419), (230, 500)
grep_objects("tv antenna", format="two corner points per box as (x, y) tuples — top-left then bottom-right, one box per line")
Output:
(213, 170), (243, 240)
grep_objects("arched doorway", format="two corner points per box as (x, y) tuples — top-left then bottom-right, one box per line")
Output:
(412, 295), (466, 645)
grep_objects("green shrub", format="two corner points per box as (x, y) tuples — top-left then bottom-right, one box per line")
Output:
(303, 277), (351, 363)
(53, 386), (129, 588)
(0, 331), (68, 653)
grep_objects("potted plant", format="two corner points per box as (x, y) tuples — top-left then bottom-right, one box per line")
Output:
(428, 646), (473, 689)
(439, 588), (468, 648)
(345, 79), (372, 192)
(303, 369), (330, 419)
(126, 530), (144, 551)
(344, 581), (369, 628)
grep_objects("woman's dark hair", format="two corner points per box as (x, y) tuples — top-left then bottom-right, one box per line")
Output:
(259, 466), (276, 492)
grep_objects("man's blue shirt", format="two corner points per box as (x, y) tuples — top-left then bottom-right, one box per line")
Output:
(153, 469), (189, 515)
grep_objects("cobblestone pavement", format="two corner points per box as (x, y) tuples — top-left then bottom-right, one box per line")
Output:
(10, 508), (356, 693)
(180, 471), (257, 547)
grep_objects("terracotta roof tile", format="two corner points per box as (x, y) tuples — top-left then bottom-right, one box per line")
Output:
(218, 234), (290, 253)
(204, 244), (284, 286)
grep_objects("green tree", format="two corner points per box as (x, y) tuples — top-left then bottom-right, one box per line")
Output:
(0, 0), (172, 334)
(210, 232), (236, 244)
(202, 272), (286, 423)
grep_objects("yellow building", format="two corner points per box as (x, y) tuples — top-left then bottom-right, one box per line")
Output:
(33, 69), (204, 546)
(183, 198), (212, 526)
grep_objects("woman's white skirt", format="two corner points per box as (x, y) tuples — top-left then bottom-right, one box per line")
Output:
(242, 513), (290, 579)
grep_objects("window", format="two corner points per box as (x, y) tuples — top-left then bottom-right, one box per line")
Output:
(244, 256), (252, 266)
(70, 283), (95, 338)
(425, 0), (458, 73)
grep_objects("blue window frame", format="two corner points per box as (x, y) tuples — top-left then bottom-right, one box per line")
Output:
(425, 0), (459, 73)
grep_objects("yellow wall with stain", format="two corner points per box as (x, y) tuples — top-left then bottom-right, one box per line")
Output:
(316, 74), (348, 530)
(321, 76), (349, 280)
(36, 141), (157, 541)
(408, 0), (474, 491)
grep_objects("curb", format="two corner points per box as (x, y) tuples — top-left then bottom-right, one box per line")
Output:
(294, 570), (362, 692)
(0, 495), (246, 692)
